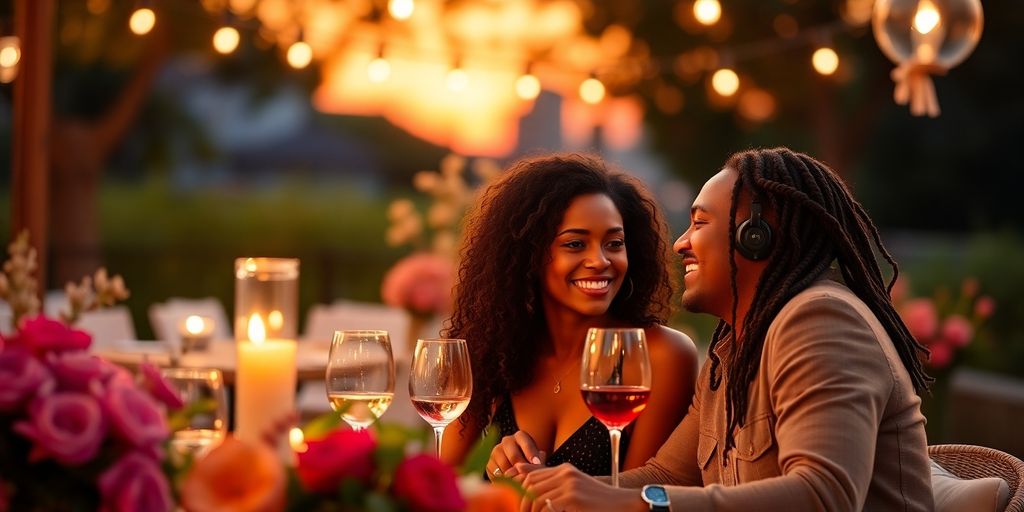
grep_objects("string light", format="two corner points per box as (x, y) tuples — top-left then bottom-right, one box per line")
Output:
(693, 0), (722, 26)
(367, 56), (391, 83)
(129, 7), (156, 35)
(711, 68), (739, 96)
(812, 47), (839, 75)
(446, 66), (469, 92)
(0, 38), (20, 68)
(579, 76), (606, 104)
(287, 40), (313, 69)
(0, 36), (18, 84)
(388, 0), (415, 21)
(515, 72), (541, 100)
(213, 26), (240, 55)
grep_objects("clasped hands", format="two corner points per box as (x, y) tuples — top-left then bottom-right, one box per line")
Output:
(486, 430), (646, 512)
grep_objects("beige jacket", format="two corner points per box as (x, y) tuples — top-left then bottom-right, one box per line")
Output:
(619, 280), (933, 511)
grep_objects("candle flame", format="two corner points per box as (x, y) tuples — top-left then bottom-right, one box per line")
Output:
(248, 313), (266, 344)
(185, 315), (205, 335)
(268, 310), (284, 331)
(289, 427), (308, 453)
(913, 1), (941, 35)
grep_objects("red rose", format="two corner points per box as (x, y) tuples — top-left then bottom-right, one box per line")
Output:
(296, 429), (376, 493)
(17, 316), (91, 355)
(392, 455), (465, 512)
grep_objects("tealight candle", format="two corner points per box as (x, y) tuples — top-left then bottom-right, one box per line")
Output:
(178, 315), (214, 353)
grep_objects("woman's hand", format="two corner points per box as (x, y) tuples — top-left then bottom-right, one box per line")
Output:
(518, 464), (646, 512)
(486, 430), (547, 479)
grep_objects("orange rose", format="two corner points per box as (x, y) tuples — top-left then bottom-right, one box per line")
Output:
(181, 436), (285, 512)
(465, 482), (520, 512)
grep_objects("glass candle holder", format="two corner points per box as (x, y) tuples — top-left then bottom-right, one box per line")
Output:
(234, 257), (299, 342)
(178, 315), (215, 353)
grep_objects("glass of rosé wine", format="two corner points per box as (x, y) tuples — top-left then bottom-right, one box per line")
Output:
(408, 338), (472, 458)
(580, 328), (652, 487)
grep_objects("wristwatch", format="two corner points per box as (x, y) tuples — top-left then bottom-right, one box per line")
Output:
(641, 484), (671, 511)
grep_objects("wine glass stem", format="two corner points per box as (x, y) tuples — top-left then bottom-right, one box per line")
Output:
(609, 427), (622, 487)
(433, 426), (446, 458)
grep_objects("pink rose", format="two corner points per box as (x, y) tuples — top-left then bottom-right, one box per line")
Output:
(139, 363), (184, 410)
(13, 391), (106, 465)
(0, 347), (53, 412)
(381, 252), (454, 316)
(17, 316), (91, 354)
(392, 454), (465, 512)
(99, 378), (168, 450)
(296, 428), (376, 493)
(46, 351), (116, 392)
(927, 342), (953, 369)
(98, 452), (173, 512)
(941, 315), (974, 348)
(900, 299), (938, 342)
(974, 295), (996, 319)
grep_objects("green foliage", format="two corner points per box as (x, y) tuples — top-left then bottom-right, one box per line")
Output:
(460, 427), (499, 476)
(91, 177), (405, 339)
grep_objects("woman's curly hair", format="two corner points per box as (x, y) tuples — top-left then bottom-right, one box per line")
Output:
(444, 153), (675, 433)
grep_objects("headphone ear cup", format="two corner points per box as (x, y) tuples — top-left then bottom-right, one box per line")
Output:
(736, 218), (773, 260)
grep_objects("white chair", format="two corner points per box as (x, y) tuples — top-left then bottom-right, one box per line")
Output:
(76, 306), (137, 348)
(149, 297), (232, 353)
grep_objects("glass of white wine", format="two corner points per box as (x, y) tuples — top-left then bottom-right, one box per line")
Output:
(409, 338), (472, 458)
(161, 367), (227, 459)
(325, 330), (396, 431)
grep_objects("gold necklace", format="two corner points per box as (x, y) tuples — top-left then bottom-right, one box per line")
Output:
(550, 361), (579, 394)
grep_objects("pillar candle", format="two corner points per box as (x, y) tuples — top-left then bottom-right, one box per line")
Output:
(235, 313), (297, 463)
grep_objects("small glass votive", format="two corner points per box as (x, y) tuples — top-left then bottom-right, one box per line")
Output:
(234, 257), (299, 342)
(178, 315), (215, 353)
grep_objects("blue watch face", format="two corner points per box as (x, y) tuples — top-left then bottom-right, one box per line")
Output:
(644, 486), (668, 503)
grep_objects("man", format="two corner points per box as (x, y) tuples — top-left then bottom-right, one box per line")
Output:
(515, 147), (934, 511)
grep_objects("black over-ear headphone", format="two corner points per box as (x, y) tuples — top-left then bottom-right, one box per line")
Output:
(735, 200), (772, 260)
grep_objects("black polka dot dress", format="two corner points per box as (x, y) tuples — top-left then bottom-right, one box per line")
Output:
(489, 396), (632, 477)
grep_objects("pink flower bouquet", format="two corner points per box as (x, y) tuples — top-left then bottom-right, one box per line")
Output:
(893, 277), (996, 369)
(0, 316), (180, 512)
(381, 252), (454, 317)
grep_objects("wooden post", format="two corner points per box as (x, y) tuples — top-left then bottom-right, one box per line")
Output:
(12, 0), (53, 290)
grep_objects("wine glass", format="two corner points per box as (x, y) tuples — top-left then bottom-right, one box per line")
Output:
(580, 328), (652, 487)
(408, 338), (472, 458)
(161, 367), (228, 459)
(325, 330), (396, 431)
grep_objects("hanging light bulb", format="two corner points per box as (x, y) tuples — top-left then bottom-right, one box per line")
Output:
(389, 0), (415, 20)
(515, 65), (541, 100)
(287, 40), (313, 69)
(812, 47), (840, 75)
(446, 65), (469, 92)
(213, 26), (240, 55)
(711, 68), (739, 96)
(367, 57), (391, 83)
(129, 7), (156, 35)
(579, 76), (605, 104)
(693, 0), (722, 26)
(913, 1), (941, 34)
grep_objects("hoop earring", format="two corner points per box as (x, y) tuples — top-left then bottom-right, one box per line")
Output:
(622, 276), (634, 300)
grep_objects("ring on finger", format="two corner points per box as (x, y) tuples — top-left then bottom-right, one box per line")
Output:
(545, 498), (556, 512)
(492, 467), (502, 477)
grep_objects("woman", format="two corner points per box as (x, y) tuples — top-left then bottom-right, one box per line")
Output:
(441, 153), (698, 478)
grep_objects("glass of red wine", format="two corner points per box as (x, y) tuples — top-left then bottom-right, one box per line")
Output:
(580, 327), (652, 487)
